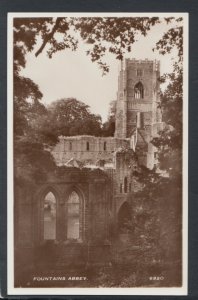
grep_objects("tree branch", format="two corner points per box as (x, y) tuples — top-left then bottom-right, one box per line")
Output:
(35, 18), (63, 57)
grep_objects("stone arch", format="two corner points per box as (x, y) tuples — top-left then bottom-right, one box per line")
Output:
(117, 201), (131, 233)
(37, 185), (61, 204)
(65, 185), (85, 204)
(36, 185), (61, 242)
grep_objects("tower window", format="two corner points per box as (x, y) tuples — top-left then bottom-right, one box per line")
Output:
(120, 183), (123, 193)
(124, 177), (128, 193)
(86, 142), (89, 151)
(134, 82), (144, 99)
(69, 142), (72, 151)
(104, 141), (107, 151)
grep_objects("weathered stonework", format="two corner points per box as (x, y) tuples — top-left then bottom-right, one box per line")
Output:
(15, 169), (112, 285)
(52, 136), (130, 166)
(114, 58), (163, 169)
(115, 58), (161, 139)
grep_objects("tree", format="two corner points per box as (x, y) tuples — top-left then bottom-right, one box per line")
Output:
(151, 17), (183, 179)
(14, 19), (61, 183)
(152, 67), (183, 179)
(14, 77), (59, 184)
(47, 98), (103, 136)
(145, 20), (183, 282)
(102, 100), (116, 136)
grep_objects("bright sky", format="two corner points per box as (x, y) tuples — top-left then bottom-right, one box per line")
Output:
(21, 19), (179, 121)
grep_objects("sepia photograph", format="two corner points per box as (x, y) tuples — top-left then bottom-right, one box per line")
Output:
(7, 12), (188, 295)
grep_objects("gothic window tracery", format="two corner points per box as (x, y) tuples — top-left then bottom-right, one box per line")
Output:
(134, 82), (144, 99)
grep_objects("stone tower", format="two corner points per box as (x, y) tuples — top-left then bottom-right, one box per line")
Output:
(115, 58), (162, 140)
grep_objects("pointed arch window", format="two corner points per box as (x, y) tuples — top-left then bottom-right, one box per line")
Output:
(134, 82), (144, 99)
(86, 141), (90, 151)
(104, 141), (107, 151)
(43, 191), (56, 240)
(67, 191), (80, 239)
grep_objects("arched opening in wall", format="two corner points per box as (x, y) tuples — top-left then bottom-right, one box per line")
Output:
(86, 141), (90, 151)
(104, 141), (107, 151)
(134, 82), (144, 99)
(117, 202), (131, 233)
(69, 142), (72, 151)
(67, 191), (80, 240)
(43, 191), (56, 240)
(124, 177), (128, 193)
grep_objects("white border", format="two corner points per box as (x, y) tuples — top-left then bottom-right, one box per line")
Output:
(7, 12), (188, 296)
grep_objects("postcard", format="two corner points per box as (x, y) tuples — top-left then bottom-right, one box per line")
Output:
(7, 12), (188, 295)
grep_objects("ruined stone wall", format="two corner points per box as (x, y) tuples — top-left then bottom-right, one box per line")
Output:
(112, 150), (141, 214)
(14, 168), (112, 281)
(52, 136), (130, 166)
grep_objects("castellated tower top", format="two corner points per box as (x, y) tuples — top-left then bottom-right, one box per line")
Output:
(120, 58), (160, 72)
(115, 58), (161, 139)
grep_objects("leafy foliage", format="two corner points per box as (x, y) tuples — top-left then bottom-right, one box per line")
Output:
(152, 41), (183, 179)
(47, 98), (103, 136)
(13, 17), (163, 74)
(102, 100), (116, 136)
(72, 17), (160, 73)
